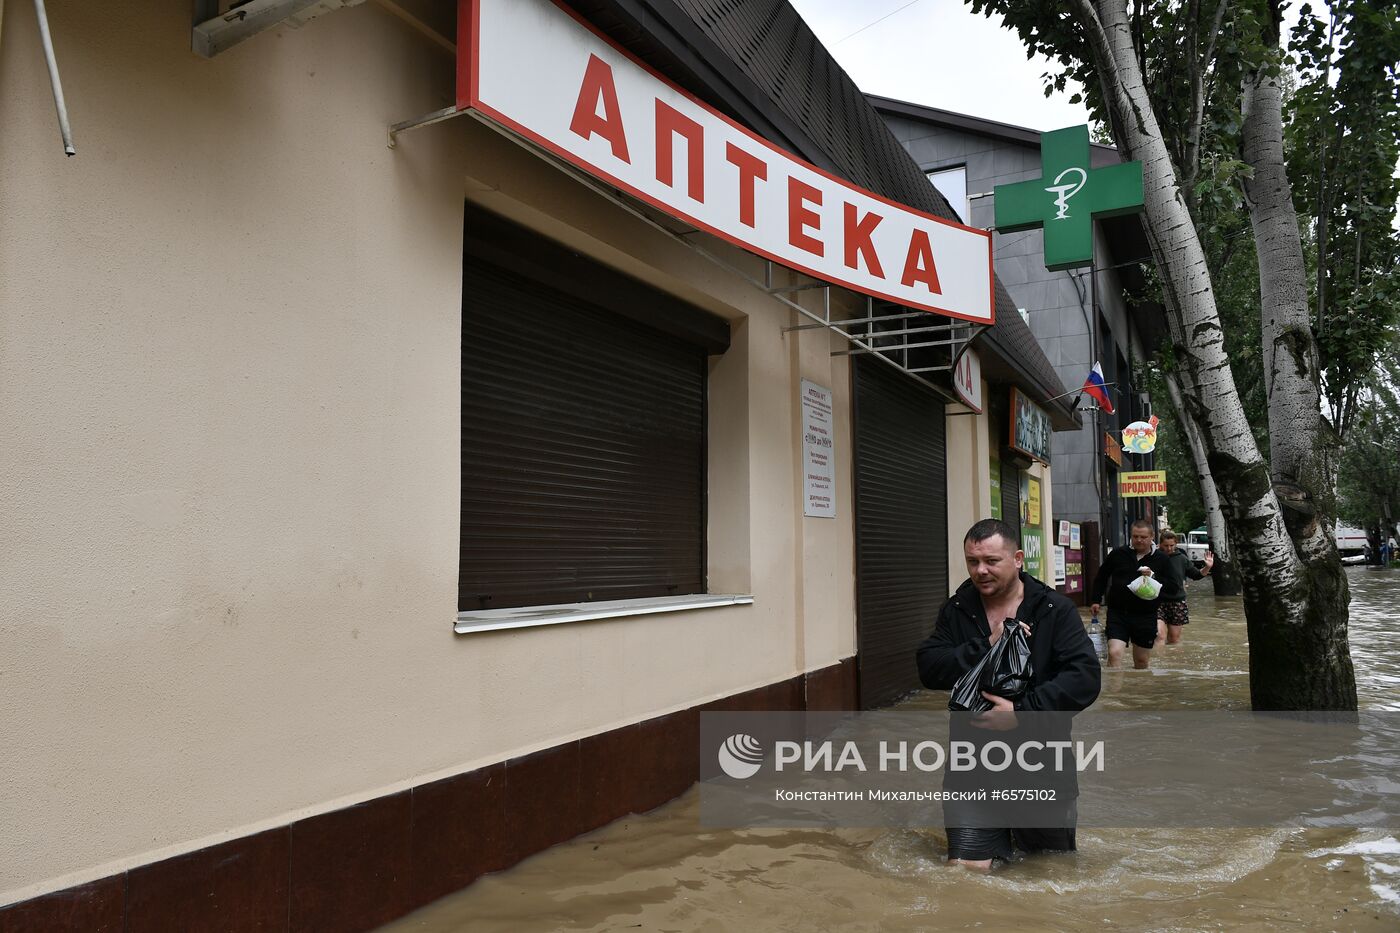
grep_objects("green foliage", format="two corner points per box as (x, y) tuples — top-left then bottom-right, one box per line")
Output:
(1138, 364), (1206, 532)
(1337, 356), (1400, 531)
(972, 0), (1400, 510)
(972, 0), (1266, 206)
(1286, 0), (1400, 436)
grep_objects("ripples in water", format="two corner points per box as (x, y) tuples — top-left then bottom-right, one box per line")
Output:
(384, 567), (1400, 932)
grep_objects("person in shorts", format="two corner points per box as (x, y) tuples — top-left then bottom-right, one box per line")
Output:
(1154, 528), (1213, 646)
(916, 519), (1101, 868)
(1091, 520), (1171, 669)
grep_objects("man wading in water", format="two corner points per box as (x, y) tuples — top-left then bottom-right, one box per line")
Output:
(917, 519), (1101, 868)
(1091, 520), (1171, 669)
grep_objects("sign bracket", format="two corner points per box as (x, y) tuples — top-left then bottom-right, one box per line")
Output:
(388, 106), (469, 148)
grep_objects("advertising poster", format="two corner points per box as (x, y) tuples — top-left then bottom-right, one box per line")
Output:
(1063, 547), (1084, 593)
(1010, 388), (1052, 463)
(1023, 527), (1044, 581)
(1104, 431), (1123, 467)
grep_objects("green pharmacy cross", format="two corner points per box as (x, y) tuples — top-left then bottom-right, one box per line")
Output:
(994, 125), (1144, 270)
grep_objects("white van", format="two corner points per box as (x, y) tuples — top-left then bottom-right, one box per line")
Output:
(1184, 527), (1210, 566)
(1334, 524), (1369, 555)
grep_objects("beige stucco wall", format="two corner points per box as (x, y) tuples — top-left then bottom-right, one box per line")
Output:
(0, 1), (858, 903)
(943, 386), (1059, 589)
(943, 382), (992, 593)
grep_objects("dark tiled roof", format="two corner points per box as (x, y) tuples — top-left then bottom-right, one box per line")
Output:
(570, 0), (1077, 426)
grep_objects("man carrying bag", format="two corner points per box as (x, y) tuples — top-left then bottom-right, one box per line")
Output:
(916, 518), (1101, 867)
(1091, 519), (1172, 669)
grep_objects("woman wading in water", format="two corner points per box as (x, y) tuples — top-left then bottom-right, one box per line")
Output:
(1155, 528), (1212, 646)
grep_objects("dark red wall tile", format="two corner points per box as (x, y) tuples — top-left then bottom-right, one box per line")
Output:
(578, 725), (642, 833)
(634, 708), (699, 811)
(804, 658), (858, 711)
(700, 684), (770, 712)
(290, 792), (412, 933)
(1, 670), (857, 933)
(765, 676), (804, 711)
(409, 762), (506, 908)
(0, 876), (124, 933)
(840, 657), (859, 706)
(125, 828), (288, 932)
(504, 743), (582, 860)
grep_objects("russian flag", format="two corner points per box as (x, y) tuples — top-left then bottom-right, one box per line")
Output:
(1082, 362), (1115, 414)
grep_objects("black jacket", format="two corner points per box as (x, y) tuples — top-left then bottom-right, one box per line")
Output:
(1091, 545), (1172, 622)
(916, 572), (1101, 712)
(1157, 550), (1203, 601)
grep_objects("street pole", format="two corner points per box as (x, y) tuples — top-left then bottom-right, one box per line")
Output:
(1091, 240), (1106, 551)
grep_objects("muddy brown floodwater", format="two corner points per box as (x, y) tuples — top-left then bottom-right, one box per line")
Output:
(386, 568), (1400, 931)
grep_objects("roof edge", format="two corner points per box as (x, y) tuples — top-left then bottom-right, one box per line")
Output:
(867, 93), (1118, 156)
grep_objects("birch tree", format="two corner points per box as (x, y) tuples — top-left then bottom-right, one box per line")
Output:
(1160, 367), (1237, 585)
(973, 0), (1358, 708)
(1289, 2), (1400, 439)
(1137, 0), (1398, 595)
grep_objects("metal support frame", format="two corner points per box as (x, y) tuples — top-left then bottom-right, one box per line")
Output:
(833, 336), (967, 357)
(192, 0), (367, 58)
(388, 106), (467, 148)
(767, 282), (829, 295)
(840, 321), (969, 341)
(783, 309), (929, 332)
(460, 112), (986, 397)
(33, 0), (75, 156)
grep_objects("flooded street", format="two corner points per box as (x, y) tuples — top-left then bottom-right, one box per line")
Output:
(386, 569), (1400, 931)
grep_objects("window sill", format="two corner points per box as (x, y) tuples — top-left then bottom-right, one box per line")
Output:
(455, 594), (755, 634)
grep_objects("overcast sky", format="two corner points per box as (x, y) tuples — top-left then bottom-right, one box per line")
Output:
(786, 0), (1094, 132)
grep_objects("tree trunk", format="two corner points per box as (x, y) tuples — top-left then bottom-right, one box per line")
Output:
(1162, 368), (1241, 595)
(1240, 8), (1356, 708)
(1071, 0), (1357, 709)
(1198, 466), (1239, 596)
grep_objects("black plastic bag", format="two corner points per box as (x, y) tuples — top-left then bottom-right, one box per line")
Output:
(947, 621), (1034, 712)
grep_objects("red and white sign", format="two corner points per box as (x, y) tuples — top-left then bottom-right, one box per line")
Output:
(951, 347), (983, 413)
(456, 0), (994, 324)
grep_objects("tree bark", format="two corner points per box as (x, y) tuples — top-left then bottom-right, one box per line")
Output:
(1162, 367), (1241, 595)
(1069, 0), (1357, 709)
(1239, 6), (1355, 708)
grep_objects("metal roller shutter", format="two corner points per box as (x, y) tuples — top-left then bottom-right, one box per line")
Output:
(1001, 448), (1021, 542)
(460, 256), (707, 612)
(853, 357), (948, 709)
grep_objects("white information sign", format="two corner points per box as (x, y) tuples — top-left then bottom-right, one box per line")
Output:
(1053, 545), (1067, 586)
(458, 0), (994, 324)
(801, 380), (836, 518)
